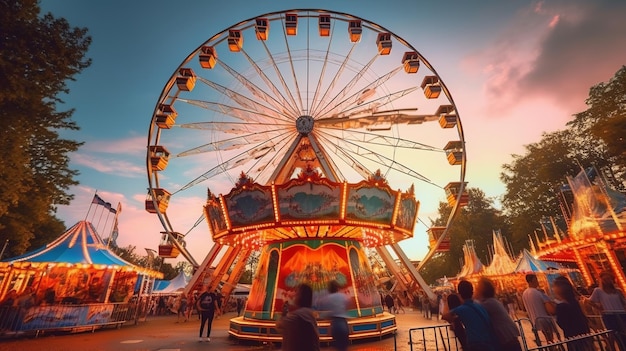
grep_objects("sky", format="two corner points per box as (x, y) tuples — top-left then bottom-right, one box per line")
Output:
(38, 0), (626, 265)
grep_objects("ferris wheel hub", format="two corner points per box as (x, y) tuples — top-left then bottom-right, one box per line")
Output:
(296, 115), (315, 135)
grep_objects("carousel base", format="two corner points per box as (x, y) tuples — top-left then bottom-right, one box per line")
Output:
(228, 312), (397, 343)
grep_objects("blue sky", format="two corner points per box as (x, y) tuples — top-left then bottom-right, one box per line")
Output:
(39, 0), (626, 264)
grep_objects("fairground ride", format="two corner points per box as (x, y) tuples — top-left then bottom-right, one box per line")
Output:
(145, 9), (467, 342)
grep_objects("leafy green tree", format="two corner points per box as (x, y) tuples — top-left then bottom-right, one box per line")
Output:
(421, 188), (511, 283)
(501, 66), (626, 247)
(568, 65), (626, 188)
(0, 0), (91, 256)
(500, 131), (582, 247)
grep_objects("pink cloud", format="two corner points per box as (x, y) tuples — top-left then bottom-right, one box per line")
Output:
(465, 1), (626, 114)
(81, 136), (146, 155)
(72, 153), (144, 177)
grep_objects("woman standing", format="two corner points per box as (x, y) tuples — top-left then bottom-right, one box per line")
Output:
(588, 271), (626, 350)
(551, 276), (592, 351)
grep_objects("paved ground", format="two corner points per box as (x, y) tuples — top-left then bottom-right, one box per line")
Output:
(0, 309), (454, 351)
(0, 308), (549, 351)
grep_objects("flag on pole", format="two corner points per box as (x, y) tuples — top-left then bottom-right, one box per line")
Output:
(92, 194), (106, 206)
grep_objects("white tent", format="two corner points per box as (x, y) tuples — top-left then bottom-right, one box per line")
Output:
(153, 271), (190, 295)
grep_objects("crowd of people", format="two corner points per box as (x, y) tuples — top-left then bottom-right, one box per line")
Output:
(433, 271), (626, 351)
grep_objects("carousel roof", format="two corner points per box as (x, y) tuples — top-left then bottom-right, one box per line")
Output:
(2, 221), (162, 277)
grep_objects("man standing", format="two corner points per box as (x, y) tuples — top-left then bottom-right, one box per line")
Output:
(521, 274), (556, 344)
(442, 280), (497, 351)
(196, 285), (219, 342)
(277, 283), (320, 351)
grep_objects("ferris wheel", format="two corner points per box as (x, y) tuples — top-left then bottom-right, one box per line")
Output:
(146, 9), (467, 267)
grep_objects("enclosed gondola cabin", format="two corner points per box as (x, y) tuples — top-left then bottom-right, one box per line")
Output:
(155, 104), (177, 129)
(149, 145), (170, 172)
(435, 104), (455, 116)
(376, 32), (392, 55)
(176, 68), (196, 91)
(319, 14), (331, 36)
(421, 75), (441, 99)
(255, 18), (269, 40)
(443, 140), (463, 165)
(402, 52), (419, 74)
(145, 188), (171, 214)
(439, 114), (458, 129)
(444, 182), (469, 207)
(348, 20), (362, 42)
(228, 29), (243, 52)
(285, 13), (297, 36)
(427, 226), (450, 252)
(158, 232), (182, 258)
(199, 46), (217, 69)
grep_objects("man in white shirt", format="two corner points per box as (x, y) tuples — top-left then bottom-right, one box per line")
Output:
(522, 274), (556, 344)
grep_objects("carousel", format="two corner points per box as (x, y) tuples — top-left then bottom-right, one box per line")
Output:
(532, 167), (626, 293)
(0, 221), (162, 335)
(144, 9), (468, 343)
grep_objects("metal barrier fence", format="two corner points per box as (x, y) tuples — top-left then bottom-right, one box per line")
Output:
(526, 330), (617, 351)
(408, 317), (620, 351)
(0, 301), (141, 337)
(408, 324), (462, 351)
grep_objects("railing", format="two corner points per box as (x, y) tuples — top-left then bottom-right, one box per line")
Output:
(526, 330), (617, 351)
(0, 301), (142, 337)
(408, 317), (619, 351)
(408, 324), (462, 351)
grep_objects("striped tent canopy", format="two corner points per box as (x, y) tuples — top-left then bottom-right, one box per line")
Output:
(514, 249), (560, 273)
(2, 220), (161, 278)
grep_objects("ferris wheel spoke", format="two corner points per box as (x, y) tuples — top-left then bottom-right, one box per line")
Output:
(217, 58), (298, 120)
(238, 47), (300, 117)
(259, 40), (301, 117)
(197, 77), (292, 123)
(280, 15), (304, 114)
(176, 128), (289, 157)
(322, 86), (420, 119)
(316, 109), (440, 130)
(317, 130), (435, 185)
(178, 121), (288, 135)
(314, 52), (380, 118)
(318, 66), (403, 119)
(310, 44), (357, 117)
(174, 131), (298, 194)
(178, 98), (291, 126)
(315, 133), (379, 179)
(319, 128), (442, 152)
(309, 29), (335, 118)
(243, 131), (296, 181)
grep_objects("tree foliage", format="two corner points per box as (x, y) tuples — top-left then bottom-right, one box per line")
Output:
(109, 244), (179, 280)
(420, 188), (510, 284)
(568, 65), (626, 187)
(500, 66), (626, 247)
(0, 0), (91, 256)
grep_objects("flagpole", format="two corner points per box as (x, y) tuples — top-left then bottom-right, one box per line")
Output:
(85, 191), (99, 221)
(107, 202), (122, 249)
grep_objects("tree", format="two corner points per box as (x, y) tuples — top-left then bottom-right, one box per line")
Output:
(568, 65), (626, 189)
(421, 188), (510, 282)
(500, 130), (582, 248)
(0, 0), (91, 256)
(500, 66), (626, 247)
